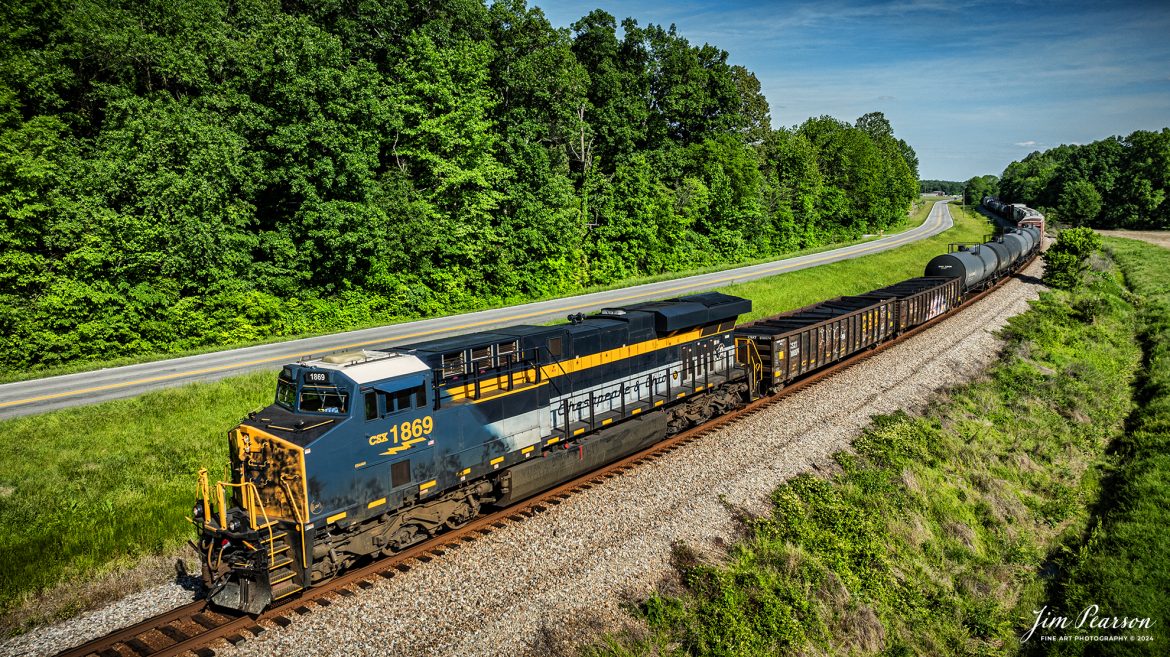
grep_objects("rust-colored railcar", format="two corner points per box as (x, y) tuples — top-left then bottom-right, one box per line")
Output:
(734, 277), (961, 393)
(734, 295), (896, 391)
(856, 277), (961, 332)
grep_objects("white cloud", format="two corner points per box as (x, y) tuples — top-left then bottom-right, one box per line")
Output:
(1014, 140), (1038, 147)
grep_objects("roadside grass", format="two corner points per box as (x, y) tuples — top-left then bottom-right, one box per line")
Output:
(585, 244), (1146, 655)
(906, 193), (941, 228)
(0, 373), (272, 632)
(1034, 237), (1170, 655)
(0, 200), (942, 385)
(729, 202), (986, 321)
(0, 201), (967, 633)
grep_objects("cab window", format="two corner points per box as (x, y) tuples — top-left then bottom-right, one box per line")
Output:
(364, 391), (378, 421)
(388, 384), (426, 414)
(299, 386), (349, 414)
(276, 377), (296, 409)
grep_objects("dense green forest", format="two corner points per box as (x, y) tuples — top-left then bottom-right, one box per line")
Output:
(0, 0), (919, 369)
(967, 129), (1170, 228)
(918, 179), (962, 195)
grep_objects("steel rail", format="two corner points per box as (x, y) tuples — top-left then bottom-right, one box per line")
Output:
(53, 254), (1037, 657)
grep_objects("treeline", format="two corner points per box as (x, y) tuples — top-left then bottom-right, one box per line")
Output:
(919, 179), (963, 195)
(965, 128), (1169, 228)
(0, 0), (919, 369)
(962, 174), (998, 207)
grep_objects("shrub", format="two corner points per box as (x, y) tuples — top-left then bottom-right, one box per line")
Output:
(1043, 227), (1102, 289)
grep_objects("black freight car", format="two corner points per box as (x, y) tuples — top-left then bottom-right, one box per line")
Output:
(733, 277), (961, 395)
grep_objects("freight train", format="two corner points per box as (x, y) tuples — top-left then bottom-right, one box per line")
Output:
(982, 195), (1045, 233)
(192, 224), (1042, 613)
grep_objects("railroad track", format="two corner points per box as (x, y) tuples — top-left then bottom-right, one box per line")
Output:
(53, 260), (1034, 657)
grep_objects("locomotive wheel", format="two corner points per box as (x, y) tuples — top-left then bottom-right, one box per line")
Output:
(446, 514), (472, 530)
(445, 507), (476, 529)
(387, 524), (426, 552)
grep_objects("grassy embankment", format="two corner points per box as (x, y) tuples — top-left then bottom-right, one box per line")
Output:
(1035, 237), (1170, 655)
(0, 198), (943, 385)
(585, 237), (1170, 655)
(0, 202), (980, 632)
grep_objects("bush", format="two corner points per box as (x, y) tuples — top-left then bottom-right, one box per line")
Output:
(1043, 227), (1102, 289)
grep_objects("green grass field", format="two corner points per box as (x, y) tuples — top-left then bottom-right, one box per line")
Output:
(0, 373), (273, 631)
(0, 201), (976, 632)
(728, 202), (986, 321)
(586, 235), (1170, 656)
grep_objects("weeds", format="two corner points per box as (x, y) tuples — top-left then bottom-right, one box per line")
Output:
(1035, 238), (1170, 655)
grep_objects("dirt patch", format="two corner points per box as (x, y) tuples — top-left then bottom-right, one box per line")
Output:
(1097, 230), (1170, 250)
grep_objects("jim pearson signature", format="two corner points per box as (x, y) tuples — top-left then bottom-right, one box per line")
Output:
(1022, 605), (1155, 642)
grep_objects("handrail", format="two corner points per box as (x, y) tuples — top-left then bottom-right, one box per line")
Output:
(279, 475), (310, 569)
(196, 469), (211, 526)
(213, 480), (276, 554)
(531, 344), (571, 397)
(735, 337), (764, 399)
(280, 475), (306, 524)
(197, 470), (296, 573)
(217, 481), (273, 530)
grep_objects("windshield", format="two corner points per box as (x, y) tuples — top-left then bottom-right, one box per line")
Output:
(276, 378), (296, 409)
(299, 386), (349, 414)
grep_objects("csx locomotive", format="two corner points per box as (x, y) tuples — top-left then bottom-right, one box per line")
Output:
(193, 226), (1041, 613)
(194, 292), (751, 612)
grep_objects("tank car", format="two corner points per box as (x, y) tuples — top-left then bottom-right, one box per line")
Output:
(923, 226), (1039, 291)
(982, 196), (1045, 234)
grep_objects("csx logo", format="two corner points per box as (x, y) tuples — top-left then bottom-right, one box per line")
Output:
(368, 416), (435, 448)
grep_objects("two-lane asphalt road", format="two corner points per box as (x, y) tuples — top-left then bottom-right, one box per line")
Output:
(0, 201), (955, 419)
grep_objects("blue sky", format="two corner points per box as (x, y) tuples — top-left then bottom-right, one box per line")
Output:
(533, 0), (1170, 181)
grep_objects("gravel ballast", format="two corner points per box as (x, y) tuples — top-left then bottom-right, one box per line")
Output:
(4, 258), (1045, 657)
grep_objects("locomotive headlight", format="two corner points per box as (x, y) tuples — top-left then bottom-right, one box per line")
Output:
(192, 501), (204, 520)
